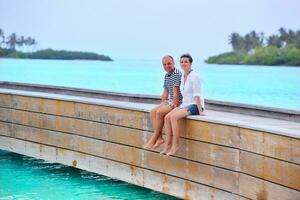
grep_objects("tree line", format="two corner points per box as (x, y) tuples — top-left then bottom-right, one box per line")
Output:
(9, 48), (113, 61)
(229, 28), (300, 52)
(0, 28), (37, 50)
(206, 28), (300, 66)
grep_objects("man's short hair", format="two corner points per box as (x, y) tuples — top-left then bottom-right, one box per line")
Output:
(162, 55), (174, 62)
(180, 54), (193, 63)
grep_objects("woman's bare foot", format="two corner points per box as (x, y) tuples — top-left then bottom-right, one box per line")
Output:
(160, 145), (171, 155)
(166, 145), (179, 156)
(143, 138), (156, 149)
(151, 138), (164, 149)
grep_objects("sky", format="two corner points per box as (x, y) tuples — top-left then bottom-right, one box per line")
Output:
(0, 0), (300, 60)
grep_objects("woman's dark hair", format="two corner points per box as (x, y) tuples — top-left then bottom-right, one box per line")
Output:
(180, 54), (193, 63)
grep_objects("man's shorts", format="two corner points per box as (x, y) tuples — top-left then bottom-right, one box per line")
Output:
(163, 100), (173, 108)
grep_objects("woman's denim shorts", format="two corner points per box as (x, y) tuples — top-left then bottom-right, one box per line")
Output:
(184, 104), (203, 115)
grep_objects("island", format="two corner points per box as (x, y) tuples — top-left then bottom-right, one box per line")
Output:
(206, 28), (300, 66)
(0, 29), (113, 61)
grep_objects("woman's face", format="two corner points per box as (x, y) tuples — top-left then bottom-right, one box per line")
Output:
(180, 57), (191, 72)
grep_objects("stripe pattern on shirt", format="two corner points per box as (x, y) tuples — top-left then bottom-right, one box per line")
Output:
(163, 68), (182, 103)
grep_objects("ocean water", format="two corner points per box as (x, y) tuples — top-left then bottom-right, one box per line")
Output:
(0, 58), (300, 111)
(0, 150), (178, 200)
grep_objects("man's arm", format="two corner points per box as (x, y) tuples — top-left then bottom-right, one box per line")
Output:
(172, 86), (180, 107)
(161, 88), (168, 102)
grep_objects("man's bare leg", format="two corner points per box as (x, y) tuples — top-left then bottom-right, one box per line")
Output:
(144, 104), (172, 149)
(144, 103), (165, 149)
(151, 105), (172, 149)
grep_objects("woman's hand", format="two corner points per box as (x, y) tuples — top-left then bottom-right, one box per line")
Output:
(199, 111), (206, 116)
(194, 96), (205, 116)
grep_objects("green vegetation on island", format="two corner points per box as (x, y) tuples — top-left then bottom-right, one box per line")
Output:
(0, 28), (113, 61)
(206, 28), (300, 66)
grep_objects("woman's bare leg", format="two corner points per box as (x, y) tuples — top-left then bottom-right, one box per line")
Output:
(160, 107), (180, 154)
(167, 108), (189, 156)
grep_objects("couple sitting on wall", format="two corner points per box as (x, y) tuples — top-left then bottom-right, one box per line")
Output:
(144, 54), (205, 156)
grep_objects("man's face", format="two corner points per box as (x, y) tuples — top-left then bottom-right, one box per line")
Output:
(162, 57), (175, 73)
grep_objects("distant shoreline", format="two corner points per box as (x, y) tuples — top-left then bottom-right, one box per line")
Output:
(206, 28), (300, 67)
(0, 48), (113, 61)
(205, 47), (300, 67)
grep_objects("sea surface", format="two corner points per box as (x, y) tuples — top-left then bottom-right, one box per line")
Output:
(0, 58), (299, 110)
(0, 150), (178, 200)
(0, 58), (299, 199)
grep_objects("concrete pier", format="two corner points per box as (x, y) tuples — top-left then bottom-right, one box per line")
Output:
(0, 85), (299, 200)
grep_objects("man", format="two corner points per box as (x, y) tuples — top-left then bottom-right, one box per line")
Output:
(144, 55), (182, 150)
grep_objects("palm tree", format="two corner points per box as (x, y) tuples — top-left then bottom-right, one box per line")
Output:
(6, 33), (17, 50)
(23, 37), (37, 51)
(243, 33), (254, 52)
(25, 37), (37, 46)
(288, 30), (295, 40)
(249, 30), (264, 48)
(255, 31), (264, 46)
(31, 38), (37, 49)
(0, 28), (37, 53)
(286, 29), (297, 45)
(259, 32), (265, 46)
(229, 32), (243, 51)
(267, 35), (282, 48)
(278, 27), (289, 47)
(17, 36), (25, 47)
(0, 29), (4, 48)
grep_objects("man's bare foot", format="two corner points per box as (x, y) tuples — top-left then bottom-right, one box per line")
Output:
(151, 138), (164, 149)
(166, 145), (180, 156)
(160, 145), (171, 155)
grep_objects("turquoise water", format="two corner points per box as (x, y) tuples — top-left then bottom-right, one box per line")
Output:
(0, 150), (178, 200)
(0, 58), (300, 110)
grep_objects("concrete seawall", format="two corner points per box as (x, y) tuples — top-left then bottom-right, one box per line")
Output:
(0, 86), (300, 200)
(1, 81), (299, 122)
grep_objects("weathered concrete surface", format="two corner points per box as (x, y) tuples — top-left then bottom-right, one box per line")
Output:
(1, 81), (300, 122)
(0, 89), (300, 200)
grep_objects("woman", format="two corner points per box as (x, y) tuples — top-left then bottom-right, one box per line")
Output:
(161, 54), (205, 156)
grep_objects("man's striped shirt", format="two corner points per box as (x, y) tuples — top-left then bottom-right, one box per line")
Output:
(163, 68), (182, 103)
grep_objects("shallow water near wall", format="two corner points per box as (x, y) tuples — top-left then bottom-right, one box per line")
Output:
(0, 150), (179, 200)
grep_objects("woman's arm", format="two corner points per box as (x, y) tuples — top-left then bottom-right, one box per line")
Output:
(195, 96), (205, 115)
(193, 74), (205, 115)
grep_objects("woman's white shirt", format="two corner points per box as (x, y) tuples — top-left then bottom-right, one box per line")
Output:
(179, 71), (203, 108)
